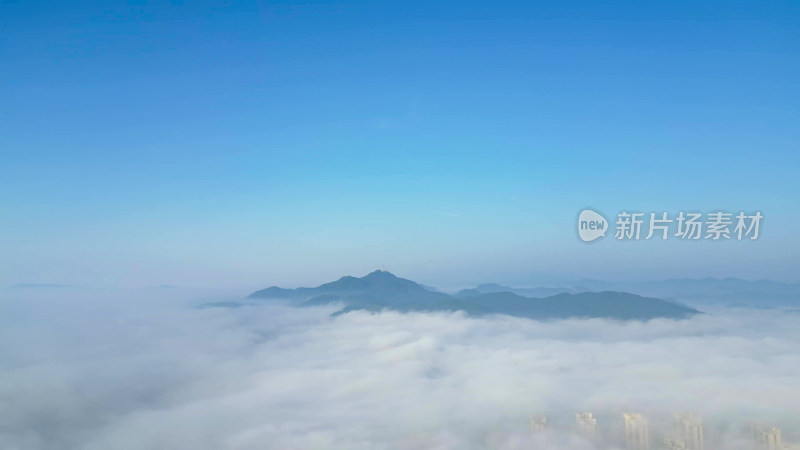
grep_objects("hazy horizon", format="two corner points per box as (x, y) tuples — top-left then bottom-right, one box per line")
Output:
(6, 269), (800, 295)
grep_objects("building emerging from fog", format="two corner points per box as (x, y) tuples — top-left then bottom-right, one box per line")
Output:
(575, 412), (597, 438)
(752, 424), (782, 449)
(530, 415), (547, 432)
(662, 438), (688, 449)
(674, 413), (704, 450)
(624, 413), (650, 450)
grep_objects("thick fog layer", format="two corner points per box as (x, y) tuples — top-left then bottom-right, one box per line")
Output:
(1, 290), (798, 449)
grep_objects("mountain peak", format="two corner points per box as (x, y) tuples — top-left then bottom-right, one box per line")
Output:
(363, 270), (397, 279)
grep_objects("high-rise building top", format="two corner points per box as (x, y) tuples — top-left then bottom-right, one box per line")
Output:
(530, 415), (547, 432)
(575, 412), (597, 438)
(674, 412), (704, 450)
(663, 438), (688, 450)
(752, 424), (782, 450)
(623, 413), (651, 450)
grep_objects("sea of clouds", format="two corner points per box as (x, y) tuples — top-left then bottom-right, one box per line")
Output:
(1, 289), (798, 450)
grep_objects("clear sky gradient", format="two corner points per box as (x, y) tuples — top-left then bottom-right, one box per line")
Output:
(2, 1), (798, 288)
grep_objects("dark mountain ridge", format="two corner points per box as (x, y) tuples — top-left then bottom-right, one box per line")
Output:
(246, 271), (699, 321)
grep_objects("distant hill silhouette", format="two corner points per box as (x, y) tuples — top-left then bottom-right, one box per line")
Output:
(456, 283), (576, 298)
(564, 277), (800, 308)
(246, 271), (698, 320)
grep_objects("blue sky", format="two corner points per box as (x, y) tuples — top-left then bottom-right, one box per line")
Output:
(2, 1), (798, 288)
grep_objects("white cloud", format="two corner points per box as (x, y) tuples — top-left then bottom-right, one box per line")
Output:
(1, 290), (798, 449)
